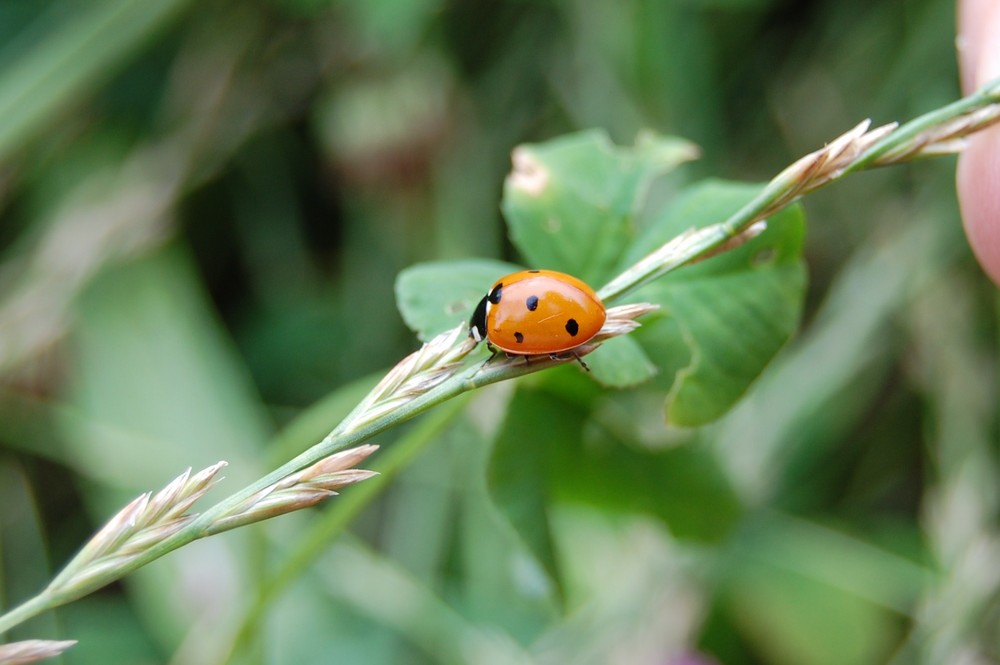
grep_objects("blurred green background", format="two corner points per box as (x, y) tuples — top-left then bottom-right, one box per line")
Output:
(1, 0), (997, 664)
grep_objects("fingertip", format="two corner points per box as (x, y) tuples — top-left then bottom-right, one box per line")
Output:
(957, 124), (1000, 285)
(957, 0), (1000, 93)
(958, 0), (984, 93)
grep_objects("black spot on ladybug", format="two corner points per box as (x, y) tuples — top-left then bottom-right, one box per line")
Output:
(488, 284), (503, 304)
(526, 295), (539, 311)
(514, 331), (524, 344)
(565, 318), (579, 336)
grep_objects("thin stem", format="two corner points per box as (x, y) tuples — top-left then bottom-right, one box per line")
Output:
(600, 76), (1000, 303)
(4, 74), (1000, 642)
(223, 394), (473, 664)
(0, 351), (556, 632)
(848, 75), (1000, 172)
(0, 591), (55, 636)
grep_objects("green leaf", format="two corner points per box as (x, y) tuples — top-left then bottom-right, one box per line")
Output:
(630, 179), (807, 426)
(0, 0), (192, 162)
(65, 246), (270, 489)
(0, 464), (59, 638)
(488, 388), (568, 601)
(724, 562), (898, 665)
(394, 258), (522, 340)
(488, 387), (743, 595)
(501, 129), (698, 285)
(266, 373), (382, 465)
(585, 334), (657, 388)
(720, 516), (924, 665)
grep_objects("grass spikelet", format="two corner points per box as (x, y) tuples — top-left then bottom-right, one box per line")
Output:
(206, 445), (379, 535)
(0, 639), (77, 664)
(764, 120), (897, 215)
(45, 461), (227, 602)
(338, 325), (475, 434)
(592, 303), (660, 342)
(874, 104), (1000, 163)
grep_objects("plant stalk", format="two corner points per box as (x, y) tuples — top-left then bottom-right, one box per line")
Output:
(3, 74), (1000, 640)
(0, 591), (55, 636)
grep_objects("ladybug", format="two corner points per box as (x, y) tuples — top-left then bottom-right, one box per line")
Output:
(469, 269), (607, 359)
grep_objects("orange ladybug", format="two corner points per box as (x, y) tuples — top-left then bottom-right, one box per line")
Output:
(469, 269), (607, 356)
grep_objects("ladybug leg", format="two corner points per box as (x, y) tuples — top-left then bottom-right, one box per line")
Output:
(476, 343), (502, 372)
(497, 351), (531, 368)
(482, 345), (499, 365)
(549, 352), (590, 372)
(494, 352), (532, 369)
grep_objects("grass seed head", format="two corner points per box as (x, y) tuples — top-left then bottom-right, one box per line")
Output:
(0, 639), (78, 665)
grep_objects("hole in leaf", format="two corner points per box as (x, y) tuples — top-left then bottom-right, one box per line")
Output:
(752, 246), (776, 266)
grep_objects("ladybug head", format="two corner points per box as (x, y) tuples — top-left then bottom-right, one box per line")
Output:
(469, 295), (488, 343)
(470, 282), (504, 343)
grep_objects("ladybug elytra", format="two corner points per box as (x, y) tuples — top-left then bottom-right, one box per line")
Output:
(469, 269), (607, 356)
